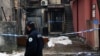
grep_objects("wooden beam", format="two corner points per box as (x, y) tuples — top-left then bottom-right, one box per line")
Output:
(1, 7), (7, 21)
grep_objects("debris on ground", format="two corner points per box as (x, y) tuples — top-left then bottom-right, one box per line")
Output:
(48, 36), (72, 47)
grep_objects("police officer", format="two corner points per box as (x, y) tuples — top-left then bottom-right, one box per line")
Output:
(24, 21), (44, 56)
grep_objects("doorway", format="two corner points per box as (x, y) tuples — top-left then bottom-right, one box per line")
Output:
(48, 8), (64, 34)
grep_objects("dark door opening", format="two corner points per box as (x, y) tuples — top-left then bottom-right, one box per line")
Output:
(50, 11), (63, 32)
(48, 8), (64, 34)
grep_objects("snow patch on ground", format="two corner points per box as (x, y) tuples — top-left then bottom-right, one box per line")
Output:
(48, 36), (72, 47)
(0, 52), (24, 56)
(0, 53), (9, 56)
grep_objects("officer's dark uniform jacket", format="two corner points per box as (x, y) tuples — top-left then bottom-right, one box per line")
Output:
(25, 29), (44, 56)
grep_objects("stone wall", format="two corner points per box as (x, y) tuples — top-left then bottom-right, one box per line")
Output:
(0, 21), (17, 52)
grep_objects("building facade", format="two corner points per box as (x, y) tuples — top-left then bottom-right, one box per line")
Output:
(71, 0), (100, 50)
(25, 0), (74, 36)
(20, 0), (100, 50)
(0, 0), (17, 52)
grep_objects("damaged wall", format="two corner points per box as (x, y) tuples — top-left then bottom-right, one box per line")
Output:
(0, 0), (14, 21)
(0, 21), (17, 52)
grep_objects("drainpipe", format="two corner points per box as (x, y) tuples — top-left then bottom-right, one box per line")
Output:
(17, 0), (22, 34)
(90, 0), (92, 20)
(77, 0), (79, 32)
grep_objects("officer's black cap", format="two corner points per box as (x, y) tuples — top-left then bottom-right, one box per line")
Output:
(26, 21), (35, 29)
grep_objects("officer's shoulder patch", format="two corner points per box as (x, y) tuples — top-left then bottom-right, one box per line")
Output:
(37, 34), (42, 38)
(28, 37), (33, 42)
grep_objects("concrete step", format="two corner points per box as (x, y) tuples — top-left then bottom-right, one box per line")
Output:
(43, 52), (100, 56)
(43, 52), (77, 56)
(43, 38), (93, 53)
(64, 6), (74, 34)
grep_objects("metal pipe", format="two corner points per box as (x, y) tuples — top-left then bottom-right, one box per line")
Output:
(1, 7), (7, 21)
(77, 0), (79, 32)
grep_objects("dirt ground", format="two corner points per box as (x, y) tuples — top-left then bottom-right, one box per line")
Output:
(43, 37), (100, 56)
(0, 37), (99, 56)
(17, 36), (100, 56)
